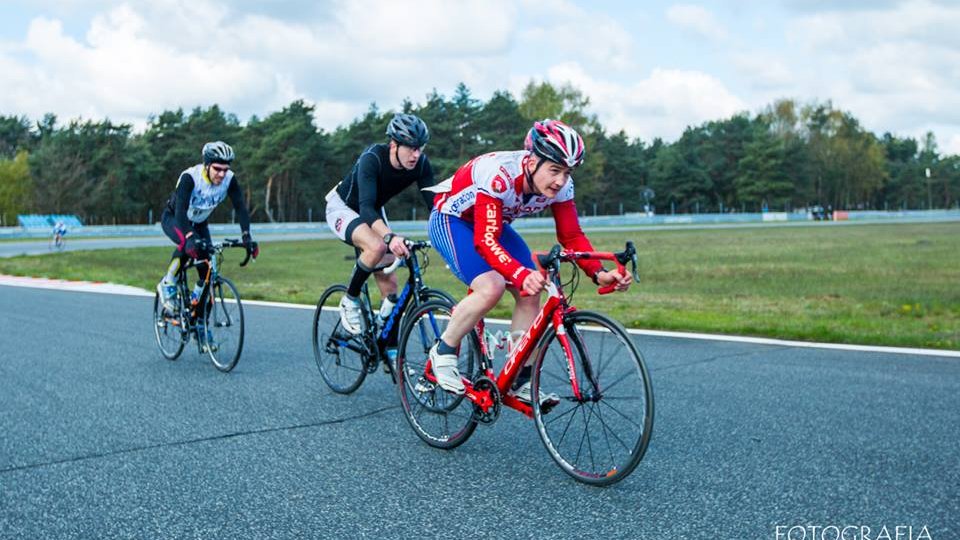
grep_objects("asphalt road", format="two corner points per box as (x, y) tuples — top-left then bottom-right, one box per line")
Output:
(0, 285), (957, 539)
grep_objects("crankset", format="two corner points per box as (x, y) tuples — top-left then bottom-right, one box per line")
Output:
(471, 376), (502, 425)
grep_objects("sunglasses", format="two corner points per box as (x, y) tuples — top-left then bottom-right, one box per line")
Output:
(210, 164), (230, 174)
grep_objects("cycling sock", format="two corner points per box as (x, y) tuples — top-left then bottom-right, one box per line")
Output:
(163, 258), (180, 283)
(347, 260), (375, 297)
(437, 340), (458, 356)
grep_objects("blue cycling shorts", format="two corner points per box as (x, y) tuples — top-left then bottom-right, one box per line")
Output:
(428, 210), (533, 287)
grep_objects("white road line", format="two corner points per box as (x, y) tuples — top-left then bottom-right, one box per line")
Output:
(3, 274), (957, 358)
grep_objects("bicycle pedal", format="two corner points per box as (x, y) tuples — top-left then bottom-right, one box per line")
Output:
(540, 398), (561, 415)
(414, 378), (436, 393)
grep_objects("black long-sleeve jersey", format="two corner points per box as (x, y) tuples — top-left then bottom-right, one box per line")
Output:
(334, 144), (435, 225)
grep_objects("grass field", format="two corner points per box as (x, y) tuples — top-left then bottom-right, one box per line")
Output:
(1, 222), (957, 350)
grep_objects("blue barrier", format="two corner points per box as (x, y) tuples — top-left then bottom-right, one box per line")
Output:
(17, 214), (83, 230)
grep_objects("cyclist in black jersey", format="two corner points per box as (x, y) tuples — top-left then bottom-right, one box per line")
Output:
(324, 113), (435, 337)
(156, 141), (258, 319)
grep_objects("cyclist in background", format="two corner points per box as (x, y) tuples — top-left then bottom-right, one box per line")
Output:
(156, 141), (258, 319)
(324, 114), (435, 338)
(52, 220), (67, 246)
(426, 120), (632, 402)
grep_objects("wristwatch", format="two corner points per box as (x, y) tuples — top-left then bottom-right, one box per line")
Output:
(592, 267), (609, 286)
(383, 233), (396, 246)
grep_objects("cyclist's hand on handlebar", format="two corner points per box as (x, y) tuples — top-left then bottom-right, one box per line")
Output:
(521, 271), (547, 296)
(242, 232), (259, 259)
(596, 269), (632, 292)
(388, 235), (410, 258)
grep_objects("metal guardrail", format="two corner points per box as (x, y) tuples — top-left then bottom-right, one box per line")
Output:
(1, 210), (958, 239)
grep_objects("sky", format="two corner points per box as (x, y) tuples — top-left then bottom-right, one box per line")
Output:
(1, 0), (959, 154)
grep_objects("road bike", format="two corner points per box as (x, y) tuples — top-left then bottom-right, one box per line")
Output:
(153, 239), (253, 372)
(395, 241), (654, 486)
(312, 239), (456, 394)
(49, 230), (66, 251)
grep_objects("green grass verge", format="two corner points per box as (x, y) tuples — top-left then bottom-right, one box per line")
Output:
(1, 222), (957, 350)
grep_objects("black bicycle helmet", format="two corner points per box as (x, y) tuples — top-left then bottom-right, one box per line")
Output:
(202, 141), (235, 165)
(386, 114), (430, 147)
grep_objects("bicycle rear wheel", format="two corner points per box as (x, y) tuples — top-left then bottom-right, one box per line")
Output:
(153, 291), (186, 360)
(396, 299), (480, 449)
(204, 276), (244, 372)
(532, 310), (654, 486)
(313, 284), (369, 394)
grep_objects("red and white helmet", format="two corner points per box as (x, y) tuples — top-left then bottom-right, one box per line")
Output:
(524, 119), (585, 168)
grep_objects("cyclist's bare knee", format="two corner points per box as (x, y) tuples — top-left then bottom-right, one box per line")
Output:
(469, 273), (506, 308)
(351, 224), (388, 260)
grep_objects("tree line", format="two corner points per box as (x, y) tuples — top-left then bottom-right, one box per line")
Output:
(1, 81), (958, 226)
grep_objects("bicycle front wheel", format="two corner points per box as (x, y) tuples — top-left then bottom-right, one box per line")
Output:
(153, 291), (185, 360)
(204, 277), (244, 372)
(532, 310), (654, 486)
(312, 284), (369, 394)
(396, 299), (480, 449)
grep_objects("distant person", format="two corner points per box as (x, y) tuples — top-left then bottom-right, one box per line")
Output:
(156, 141), (258, 313)
(51, 220), (68, 249)
(53, 220), (67, 239)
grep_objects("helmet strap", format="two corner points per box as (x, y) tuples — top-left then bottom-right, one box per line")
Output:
(525, 156), (546, 195)
(389, 141), (402, 169)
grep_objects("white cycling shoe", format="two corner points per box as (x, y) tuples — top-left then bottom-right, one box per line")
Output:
(338, 295), (363, 335)
(157, 280), (177, 312)
(429, 342), (465, 395)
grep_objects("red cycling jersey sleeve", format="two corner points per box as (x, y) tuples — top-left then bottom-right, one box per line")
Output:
(474, 192), (532, 289)
(552, 199), (604, 278)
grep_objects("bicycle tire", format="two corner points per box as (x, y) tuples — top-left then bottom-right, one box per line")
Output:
(153, 292), (185, 360)
(419, 287), (456, 305)
(396, 299), (481, 449)
(394, 287), (457, 337)
(532, 310), (654, 486)
(204, 276), (244, 372)
(312, 284), (369, 394)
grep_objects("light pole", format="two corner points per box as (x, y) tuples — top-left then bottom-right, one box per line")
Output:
(925, 167), (932, 210)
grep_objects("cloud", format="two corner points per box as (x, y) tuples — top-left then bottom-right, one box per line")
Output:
(541, 62), (746, 142)
(666, 4), (728, 41)
(784, 0), (960, 140)
(4, 0), (958, 154)
(730, 52), (794, 91)
(0, 6), (285, 126)
(521, 10), (636, 72)
(0, 1), (521, 132)
(334, 0), (516, 57)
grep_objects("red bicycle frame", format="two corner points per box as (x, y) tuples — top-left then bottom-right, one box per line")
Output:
(420, 246), (633, 420)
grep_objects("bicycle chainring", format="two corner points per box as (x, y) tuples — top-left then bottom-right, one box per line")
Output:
(471, 376), (501, 425)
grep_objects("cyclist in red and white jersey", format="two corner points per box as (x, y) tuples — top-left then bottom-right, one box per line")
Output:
(426, 120), (632, 400)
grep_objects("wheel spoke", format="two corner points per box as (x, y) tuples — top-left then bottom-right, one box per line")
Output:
(597, 366), (636, 394)
(574, 405), (593, 471)
(543, 403), (579, 426)
(554, 402), (582, 448)
(590, 401), (634, 454)
(534, 311), (653, 485)
(598, 398), (646, 432)
(397, 299), (478, 450)
(313, 285), (369, 393)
